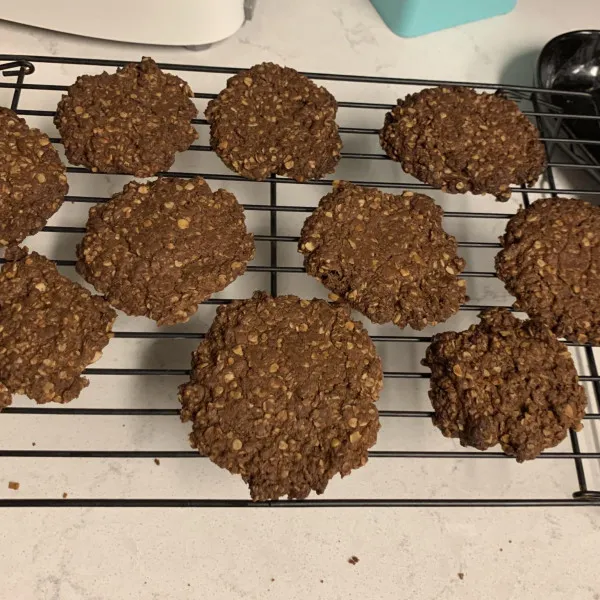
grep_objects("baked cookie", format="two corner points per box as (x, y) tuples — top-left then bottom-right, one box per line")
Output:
(0, 247), (116, 404)
(299, 182), (467, 329)
(380, 87), (546, 200)
(77, 177), (255, 326)
(0, 107), (68, 245)
(0, 382), (11, 410)
(205, 62), (342, 181)
(55, 57), (198, 177)
(496, 197), (600, 344)
(179, 292), (382, 501)
(422, 308), (586, 461)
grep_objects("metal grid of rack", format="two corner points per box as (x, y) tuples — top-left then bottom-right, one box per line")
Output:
(0, 55), (599, 507)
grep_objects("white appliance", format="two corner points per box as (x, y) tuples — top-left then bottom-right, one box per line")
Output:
(2, 0), (254, 46)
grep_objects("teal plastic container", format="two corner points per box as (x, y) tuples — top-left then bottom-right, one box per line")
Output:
(370, 0), (517, 37)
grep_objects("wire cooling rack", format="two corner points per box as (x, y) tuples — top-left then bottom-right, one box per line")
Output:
(0, 55), (599, 508)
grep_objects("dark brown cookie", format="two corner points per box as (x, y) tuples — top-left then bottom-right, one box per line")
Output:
(77, 177), (255, 326)
(205, 62), (342, 182)
(0, 382), (11, 409)
(0, 247), (116, 404)
(0, 108), (68, 246)
(380, 87), (546, 200)
(55, 57), (198, 177)
(422, 308), (586, 461)
(496, 197), (600, 344)
(299, 182), (467, 329)
(179, 292), (382, 501)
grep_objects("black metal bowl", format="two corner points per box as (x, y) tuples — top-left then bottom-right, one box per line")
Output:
(537, 30), (600, 163)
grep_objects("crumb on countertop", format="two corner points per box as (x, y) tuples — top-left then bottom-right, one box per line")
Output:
(458, 572), (465, 580)
(8, 481), (19, 490)
(348, 556), (359, 565)
(154, 458), (160, 466)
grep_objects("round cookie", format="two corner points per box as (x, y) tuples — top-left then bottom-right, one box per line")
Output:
(0, 247), (116, 404)
(299, 182), (467, 329)
(0, 108), (68, 246)
(380, 87), (546, 200)
(496, 197), (600, 344)
(55, 57), (198, 177)
(179, 292), (382, 501)
(422, 308), (586, 461)
(76, 177), (255, 326)
(205, 62), (342, 182)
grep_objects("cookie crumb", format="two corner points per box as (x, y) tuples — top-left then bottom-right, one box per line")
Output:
(32, 442), (36, 447)
(8, 481), (19, 490)
(458, 572), (464, 580)
(154, 458), (160, 466)
(270, 578), (275, 582)
(348, 556), (359, 565)
(62, 492), (68, 499)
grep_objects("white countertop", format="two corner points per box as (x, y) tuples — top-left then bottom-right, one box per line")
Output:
(1, 1), (600, 599)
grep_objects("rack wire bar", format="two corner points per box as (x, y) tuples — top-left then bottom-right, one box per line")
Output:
(0, 56), (599, 507)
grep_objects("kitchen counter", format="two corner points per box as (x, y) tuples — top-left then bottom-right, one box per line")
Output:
(1, 1), (600, 599)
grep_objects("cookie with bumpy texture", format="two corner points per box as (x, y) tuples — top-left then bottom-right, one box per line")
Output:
(299, 182), (467, 329)
(55, 57), (198, 177)
(422, 308), (586, 461)
(179, 292), (382, 501)
(496, 197), (600, 344)
(0, 247), (116, 404)
(380, 87), (545, 200)
(0, 108), (68, 246)
(206, 62), (342, 182)
(77, 177), (255, 326)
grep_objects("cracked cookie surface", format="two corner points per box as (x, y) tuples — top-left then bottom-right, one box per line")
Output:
(422, 308), (586, 461)
(380, 87), (545, 200)
(299, 182), (467, 329)
(179, 292), (382, 501)
(496, 197), (600, 344)
(0, 247), (116, 404)
(55, 57), (198, 177)
(206, 62), (342, 182)
(76, 177), (255, 326)
(0, 107), (68, 246)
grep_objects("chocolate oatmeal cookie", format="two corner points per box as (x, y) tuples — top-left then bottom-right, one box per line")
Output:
(55, 57), (198, 177)
(422, 308), (586, 461)
(77, 177), (254, 326)
(0, 108), (68, 246)
(179, 292), (382, 501)
(205, 62), (342, 181)
(299, 182), (467, 329)
(0, 247), (116, 404)
(496, 197), (600, 344)
(380, 87), (546, 200)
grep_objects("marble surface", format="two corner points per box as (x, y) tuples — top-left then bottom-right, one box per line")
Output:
(1, 1), (600, 598)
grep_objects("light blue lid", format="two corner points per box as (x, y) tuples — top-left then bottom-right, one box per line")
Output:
(370, 0), (517, 38)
